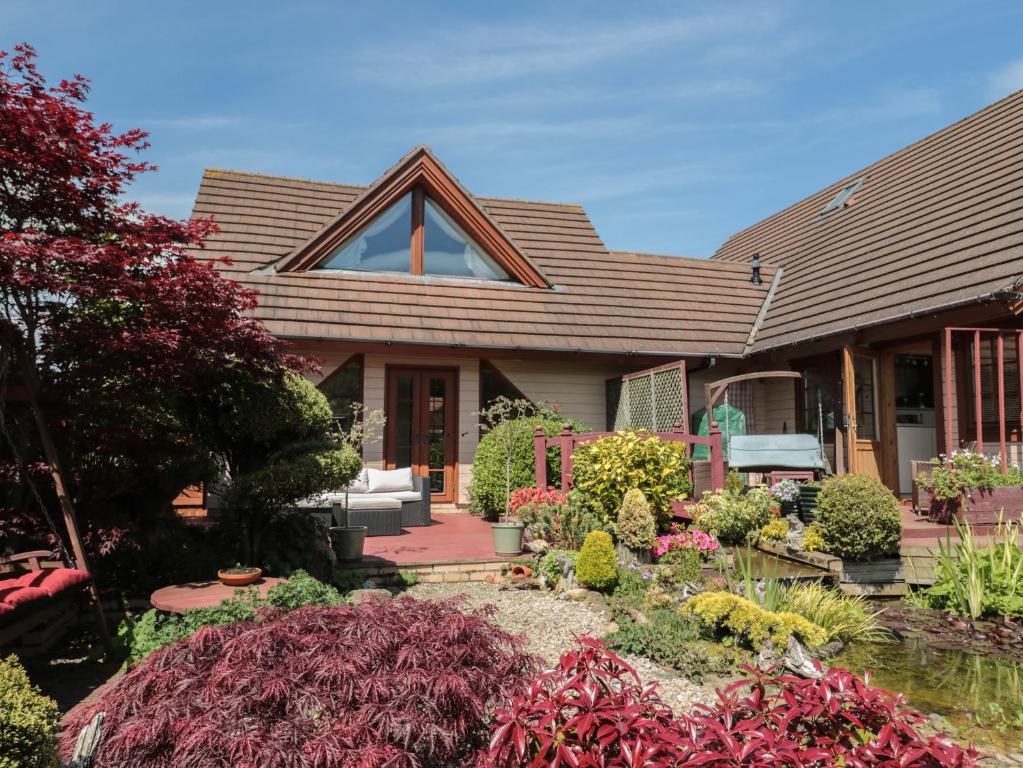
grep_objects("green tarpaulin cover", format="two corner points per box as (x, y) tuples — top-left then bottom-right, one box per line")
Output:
(690, 404), (746, 461)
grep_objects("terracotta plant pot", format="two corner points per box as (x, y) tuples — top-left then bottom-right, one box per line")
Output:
(510, 564), (533, 579)
(217, 567), (263, 587)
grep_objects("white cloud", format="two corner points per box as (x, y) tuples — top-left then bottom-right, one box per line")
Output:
(354, 6), (785, 88)
(989, 57), (1023, 99)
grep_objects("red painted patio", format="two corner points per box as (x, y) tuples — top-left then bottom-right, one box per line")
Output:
(361, 513), (514, 565)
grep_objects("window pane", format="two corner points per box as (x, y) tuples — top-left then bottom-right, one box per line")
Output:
(853, 356), (877, 441)
(319, 357), (363, 432)
(423, 198), (510, 280)
(320, 193), (412, 272)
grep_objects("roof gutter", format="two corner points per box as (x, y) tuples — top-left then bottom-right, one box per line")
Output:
(742, 267), (783, 357)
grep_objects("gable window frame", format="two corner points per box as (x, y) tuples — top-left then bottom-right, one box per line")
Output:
(319, 184), (512, 281)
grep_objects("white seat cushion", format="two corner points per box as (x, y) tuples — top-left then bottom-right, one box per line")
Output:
(347, 469), (369, 494)
(366, 467), (414, 493)
(380, 490), (422, 502)
(341, 495), (401, 511)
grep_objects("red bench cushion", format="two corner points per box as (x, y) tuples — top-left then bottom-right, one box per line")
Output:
(17, 568), (91, 597)
(0, 568), (90, 614)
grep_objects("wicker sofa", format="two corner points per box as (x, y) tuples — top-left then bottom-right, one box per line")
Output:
(298, 470), (431, 536)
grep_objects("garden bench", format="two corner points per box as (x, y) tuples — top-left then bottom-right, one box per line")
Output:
(298, 470), (431, 533)
(0, 550), (91, 652)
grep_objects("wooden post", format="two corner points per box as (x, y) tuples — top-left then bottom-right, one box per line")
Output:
(558, 423), (574, 492)
(708, 422), (725, 491)
(997, 333), (1007, 474)
(533, 425), (547, 489)
(974, 330), (983, 452)
(13, 342), (113, 651)
(944, 328), (955, 463)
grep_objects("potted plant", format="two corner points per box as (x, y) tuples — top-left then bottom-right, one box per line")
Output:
(477, 397), (535, 555)
(769, 478), (801, 518)
(330, 500), (368, 562)
(218, 564), (263, 587)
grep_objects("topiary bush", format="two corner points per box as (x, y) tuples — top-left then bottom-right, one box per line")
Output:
(683, 591), (827, 649)
(0, 655), (60, 768)
(575, 530), (618, 591)
(571, 431), (692, 525)
(816, 474), (901, 561)
(469, 415), (586, 519)
(65, 598), (540, 768)
(616, 488), (657, 550)
(692, 487), (773, 545)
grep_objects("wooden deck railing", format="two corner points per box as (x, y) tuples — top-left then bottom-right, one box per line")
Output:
(533, 423), (726, 502)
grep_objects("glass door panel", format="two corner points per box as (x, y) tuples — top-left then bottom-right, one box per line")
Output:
(393, 374), (415, 470)
(853, 355), (878, 442)
(425, 375), (448, 495)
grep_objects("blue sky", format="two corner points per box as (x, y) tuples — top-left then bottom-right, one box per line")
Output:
(7, 1), (1023, 256)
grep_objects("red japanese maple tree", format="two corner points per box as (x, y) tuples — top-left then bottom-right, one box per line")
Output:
(0, 45), (297, 573)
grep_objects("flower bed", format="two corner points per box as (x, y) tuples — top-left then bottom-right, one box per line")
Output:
(916, 451), (1023, 525)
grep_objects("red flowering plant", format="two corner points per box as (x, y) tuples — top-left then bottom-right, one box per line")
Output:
(652, 523), (720, 562)
(62, 597), (540, 768)
(488, 636), (685, 767)
(488, 639), (981, 768)
(508, 486), (569, 541)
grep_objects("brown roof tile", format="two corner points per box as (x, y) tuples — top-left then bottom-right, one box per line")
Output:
(712, 90), (1023, 351)
(190, 169), (773, 357)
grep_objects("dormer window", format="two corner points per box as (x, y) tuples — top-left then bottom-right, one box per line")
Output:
(318, 187), (511, 280)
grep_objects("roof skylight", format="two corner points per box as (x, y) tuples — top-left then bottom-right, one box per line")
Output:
(820, 177), (865, 216)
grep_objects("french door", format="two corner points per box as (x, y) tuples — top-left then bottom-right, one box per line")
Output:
(384, 367), (458, 502)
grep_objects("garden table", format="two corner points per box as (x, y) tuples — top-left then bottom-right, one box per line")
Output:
(150, 577), (285, 613)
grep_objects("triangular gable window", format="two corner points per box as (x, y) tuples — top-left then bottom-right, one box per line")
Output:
(318, 188), (511, 281)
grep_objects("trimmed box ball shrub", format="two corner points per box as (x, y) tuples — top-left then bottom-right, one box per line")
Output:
(616, 488), (657, 550)
(469, 415), (585, 518)
(62, 598), (539, 768)
(572, 431), (692, 525)
(575, 530), (618, 591)
(489, 639), (980, 768)
(0, 655), (60, 768)
(816, 474), (901, 561)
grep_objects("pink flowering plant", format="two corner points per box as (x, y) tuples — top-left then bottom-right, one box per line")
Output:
(653, 524), (719, 562)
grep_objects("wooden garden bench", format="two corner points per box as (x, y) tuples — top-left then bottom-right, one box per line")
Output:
(0, 550), (91, 652)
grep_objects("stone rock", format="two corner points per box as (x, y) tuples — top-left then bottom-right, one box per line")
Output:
(526, 539), (549, 554)
(361, 579), (379, 589)
(563, 588), (590, 602)
(582, 590), (607, 607)
(349, 588), (392, 605)
(600, 622), (620, 635)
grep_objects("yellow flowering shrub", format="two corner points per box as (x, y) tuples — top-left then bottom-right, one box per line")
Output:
(683, 591), (827, 648)
(801, 523), (827, 553)
(760, 518), (789, 543)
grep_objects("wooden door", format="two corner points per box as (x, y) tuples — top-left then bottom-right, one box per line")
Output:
(842, 347), (885, 482)
(385, 367), (459, 502)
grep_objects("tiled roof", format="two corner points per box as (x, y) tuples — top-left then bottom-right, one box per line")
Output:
(190, 168), (775, 357)
(713, 89), (1023, 352)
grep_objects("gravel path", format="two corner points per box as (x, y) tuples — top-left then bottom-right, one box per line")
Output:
(406, 581), (716, 712)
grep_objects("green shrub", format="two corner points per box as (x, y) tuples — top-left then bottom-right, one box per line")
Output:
(575, 531), (618, 591)
(571, 431), (692, 525)
(538, 549), (577, 588)
(616, 489), (657, 550)
(692, 487), (773, 545)
(683, 591), (827, 649)
(801, 522), (827, 552)
(816, 474), (901, 561)
(612, 563), (655, 605)
(118, 570), (344, 665)
(760, 517), (789, 543)
(519, 490), (603, 550)
(779, 581), (887, 643)
(469, 415), (585, 518)
(656, 547), (702, 589)
(0, 655), (59, 768)
(606, 610), (745, 683)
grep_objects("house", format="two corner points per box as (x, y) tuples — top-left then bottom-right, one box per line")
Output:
(188, 89), (1023, 507)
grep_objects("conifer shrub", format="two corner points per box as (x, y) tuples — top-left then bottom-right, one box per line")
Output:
(575, 530), (618, 591)
(616, 488), (657, 550)
(0, 655), (59, 768)
(684, 591), (827, 649)
(64, 598), (539, 768)
(816, 474), (901, 561)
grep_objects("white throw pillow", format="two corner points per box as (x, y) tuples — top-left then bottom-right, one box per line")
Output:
(348, 469), (369, 494)
(366, 467), (414, 494)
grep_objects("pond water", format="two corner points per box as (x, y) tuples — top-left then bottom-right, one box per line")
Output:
(832, 638), (1023, 751)
(723, 547), (828, 580)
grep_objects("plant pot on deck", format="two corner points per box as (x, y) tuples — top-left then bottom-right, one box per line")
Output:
(492, 521), (525, 556)
(330, 526), (367, 562)
(920, 486), (1023, 525)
